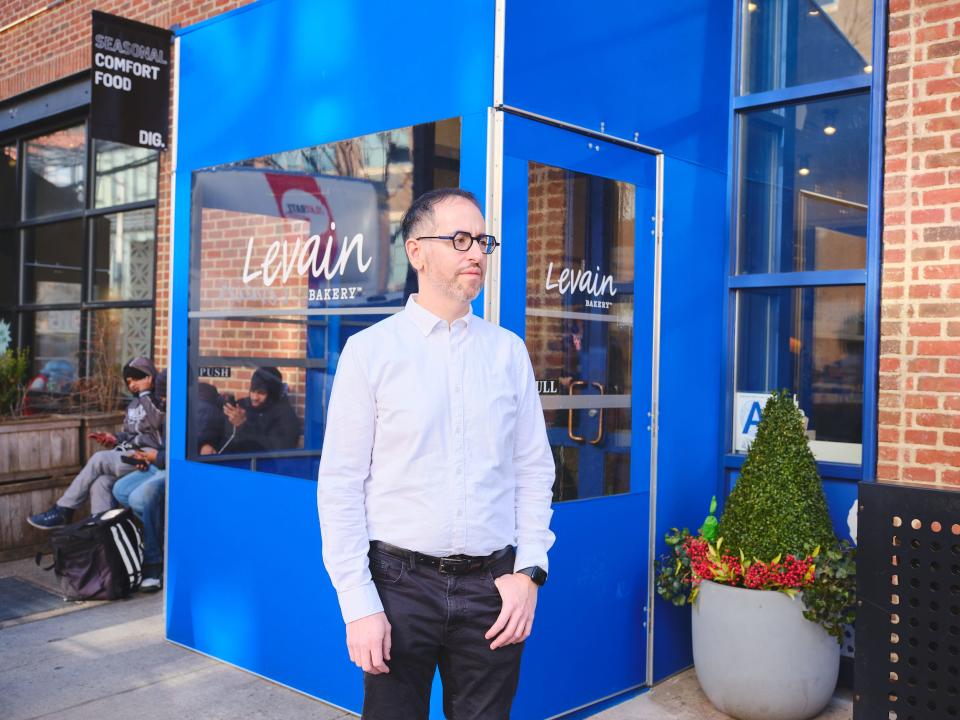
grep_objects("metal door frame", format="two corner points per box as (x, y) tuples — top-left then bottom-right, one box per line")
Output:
(483, 99), (665, 687)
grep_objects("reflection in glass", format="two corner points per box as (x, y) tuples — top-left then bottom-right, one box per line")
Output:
(88, 307), (153, 383)
(186, 118), (461, 479)
(0, 229), (17, 306)
(94, 140), (158, 208)
(0, 311), (14, 355)
(525, 162), (634, 502)
(1, 146), (17, 224)
(24, 125), (86, 219)
(738, 93), (869, 274)
(23, 220), (84, 304)
(92, 209), (155, 301)
(22, 309), (81, 376)
(741, 0), (873, 95)
(736, 286), (864, 460)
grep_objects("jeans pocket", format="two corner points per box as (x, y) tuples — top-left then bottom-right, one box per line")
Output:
(368, 551), (405, 584)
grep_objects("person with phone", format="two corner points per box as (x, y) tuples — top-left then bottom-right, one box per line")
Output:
(218, 367), (300, 454)
(27, 358), (166, 530)
(113, 445), (167, 592)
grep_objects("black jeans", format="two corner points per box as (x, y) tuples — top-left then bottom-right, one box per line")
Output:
(362, 544), (524, 720)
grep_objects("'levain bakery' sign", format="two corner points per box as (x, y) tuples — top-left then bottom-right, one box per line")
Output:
(545, 261), (618, 310)
(90, 11), (172, 150)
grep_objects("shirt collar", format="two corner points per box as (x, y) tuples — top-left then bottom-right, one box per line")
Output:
(403, 295), (473, 336)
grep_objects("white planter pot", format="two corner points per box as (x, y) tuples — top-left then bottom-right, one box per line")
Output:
(692, 579), (840, 720)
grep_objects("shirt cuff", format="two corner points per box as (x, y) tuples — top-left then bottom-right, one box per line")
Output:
(513, 547), (549, 575)
(337, 582), (385, 624)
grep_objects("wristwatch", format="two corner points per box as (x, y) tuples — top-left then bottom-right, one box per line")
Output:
(516, 566), (548, 586)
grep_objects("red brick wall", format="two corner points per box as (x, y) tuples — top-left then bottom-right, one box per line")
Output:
(0, 0), (254, 372)
(878, 0), (960, 485)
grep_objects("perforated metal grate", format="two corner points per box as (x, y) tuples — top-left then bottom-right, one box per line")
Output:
(857, 482), (960, 720)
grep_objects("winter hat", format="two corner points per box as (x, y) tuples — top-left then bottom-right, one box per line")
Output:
(123, 357), (157, 381)
(250, 366), (283, 399)
(123, 364), (148, 381)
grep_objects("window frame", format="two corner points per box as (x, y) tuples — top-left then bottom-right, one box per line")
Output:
(0, 110), (160, 379)
(721, 0), (888, 484)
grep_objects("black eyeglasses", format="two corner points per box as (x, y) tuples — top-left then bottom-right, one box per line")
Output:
(416, 231), (500, 254)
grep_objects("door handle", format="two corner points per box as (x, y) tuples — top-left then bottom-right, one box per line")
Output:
(588, 381), (604, 445)
(567, 381), (586, 442)
(566, 380), (605, 444)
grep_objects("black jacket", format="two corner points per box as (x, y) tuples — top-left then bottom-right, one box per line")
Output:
(223, 395), (300, 453)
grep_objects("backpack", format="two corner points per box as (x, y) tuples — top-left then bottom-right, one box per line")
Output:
(37, 508), (144, 600)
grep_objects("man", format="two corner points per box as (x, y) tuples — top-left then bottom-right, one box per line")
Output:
(28, 357), (164, 529)
(219, 366), (300, 453)
(317, 188), (555, 719)
(113, 445), (165, 592)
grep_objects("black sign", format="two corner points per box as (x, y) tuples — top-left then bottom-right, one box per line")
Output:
(199, 367), (232, 379)
(90, 11), (172, 151)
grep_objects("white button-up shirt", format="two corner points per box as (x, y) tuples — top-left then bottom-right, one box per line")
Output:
(317, 295), (556, 623)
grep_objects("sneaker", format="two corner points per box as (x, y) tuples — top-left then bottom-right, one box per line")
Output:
(27, 505), (74, 530)
(140, 565), (163, 593)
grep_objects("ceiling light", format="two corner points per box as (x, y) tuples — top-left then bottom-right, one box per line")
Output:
(808, 9), (820, 15)
(864, 64), (873, 73)
(748, 2), (758, 11)
(798, 167), (811, 176)
(823, 125), (837, 136)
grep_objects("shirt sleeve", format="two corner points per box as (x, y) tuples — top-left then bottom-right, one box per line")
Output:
(316, 337), (384, 624)
(511, 341), (556, 574)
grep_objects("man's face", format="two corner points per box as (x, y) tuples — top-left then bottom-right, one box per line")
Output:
(249, 389), (268, 408)
(125, 374), (152, 394)
(410, 197), (487, 304)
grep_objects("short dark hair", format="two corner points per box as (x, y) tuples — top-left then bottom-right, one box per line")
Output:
(400, 188), (482, 242)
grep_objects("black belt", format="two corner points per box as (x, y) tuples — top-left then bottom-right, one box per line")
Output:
(370, 540), (510, 576)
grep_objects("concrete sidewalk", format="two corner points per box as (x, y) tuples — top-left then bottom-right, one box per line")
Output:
(0, 558), (851, 720)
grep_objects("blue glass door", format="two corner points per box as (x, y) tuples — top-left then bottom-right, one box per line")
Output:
(500, 114), (658, 718)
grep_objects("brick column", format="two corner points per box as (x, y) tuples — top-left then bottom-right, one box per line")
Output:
(878, 0), (960, 484)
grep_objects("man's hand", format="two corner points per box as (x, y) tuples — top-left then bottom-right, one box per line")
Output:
(132, 447), (159, 468)
(485, 573), (538, 649)
(346, 612), (392, 674)
(88, 431), (117, 447)
(223, 403), (247, 428)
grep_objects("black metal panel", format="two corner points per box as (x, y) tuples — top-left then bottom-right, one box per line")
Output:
(856, 481), (960, 720)
(0, 75), (89, 136)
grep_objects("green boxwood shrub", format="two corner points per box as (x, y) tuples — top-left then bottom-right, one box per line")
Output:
(718, 390), (837, 562)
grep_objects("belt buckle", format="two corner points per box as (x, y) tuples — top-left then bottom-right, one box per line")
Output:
(438, 557), (467, 575)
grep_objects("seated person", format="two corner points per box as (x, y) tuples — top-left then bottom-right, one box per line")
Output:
(113, 446), (166, 592)
(219, 366), (300, 453)
(28, 358), (165, 530)
(196, 382), (226, 455)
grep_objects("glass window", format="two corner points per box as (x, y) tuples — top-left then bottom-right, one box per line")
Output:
(735, 285), (863, 463)
(525, 162), (635, 502)
(92, 209), (155, 301)
(1, 145), (17, 225)
(23, 219), (84, 305)
(186, 117), (461, 479)
(738, 92), (869, 274)
(0, 229), (18, 306)
(87, 307), (153, 374)
(94, 140), (158, 208)
(741, 0), (873, 95)
(21, 308), (81, 377)
(23, 125), (86, 219)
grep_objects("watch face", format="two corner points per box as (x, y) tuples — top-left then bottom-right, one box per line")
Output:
(521, 566), (547, 586)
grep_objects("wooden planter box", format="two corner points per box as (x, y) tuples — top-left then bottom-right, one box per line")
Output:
(0, 411), (124, 560)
